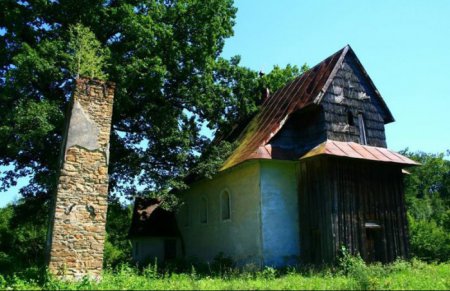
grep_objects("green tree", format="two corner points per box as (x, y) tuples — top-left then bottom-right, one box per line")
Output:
(189, 61), (307, 181)
(104, 199), (133, 268)
(402, 150), (450, 222)
(0, 197), (48, 274)
(401, 150), (450, 261)
(0, 0), (234, 200)
(0, 0), (305, 269)
(67, 23), (109, 80)
(0, 0), (303, 201)
(0, 205), (14, 272)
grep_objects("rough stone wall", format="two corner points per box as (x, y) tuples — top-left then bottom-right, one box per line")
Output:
(47, 77), (115, 280)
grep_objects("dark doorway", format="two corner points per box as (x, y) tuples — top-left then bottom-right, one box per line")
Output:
(164, 239), (177, 261)
(365, 223), (383, 263)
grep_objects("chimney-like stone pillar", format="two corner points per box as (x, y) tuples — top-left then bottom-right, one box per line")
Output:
(47, 77), (115, 280)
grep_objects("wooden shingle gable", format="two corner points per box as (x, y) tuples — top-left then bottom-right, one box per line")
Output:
(315, 45), (394, 124)
(221, 45), (395, 170)
(319, 46), (393, 147)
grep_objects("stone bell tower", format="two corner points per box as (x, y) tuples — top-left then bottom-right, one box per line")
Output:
(47, 77), (115, 279)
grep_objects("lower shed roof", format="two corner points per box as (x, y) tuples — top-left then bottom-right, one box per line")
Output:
(300, 140), (419, 166)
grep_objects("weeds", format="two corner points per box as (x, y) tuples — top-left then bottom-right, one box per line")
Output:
(1, 257), (449, 290)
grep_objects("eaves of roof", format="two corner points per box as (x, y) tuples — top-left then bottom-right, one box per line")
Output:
(300, 140), (420, 166)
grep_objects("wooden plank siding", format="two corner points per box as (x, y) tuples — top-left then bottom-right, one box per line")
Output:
(298, 156), (409, 264)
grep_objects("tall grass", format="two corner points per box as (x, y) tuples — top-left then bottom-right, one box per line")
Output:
(1, 258), (449, 290)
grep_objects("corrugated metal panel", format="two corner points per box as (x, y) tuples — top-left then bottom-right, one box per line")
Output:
(300, 140), (420, 166)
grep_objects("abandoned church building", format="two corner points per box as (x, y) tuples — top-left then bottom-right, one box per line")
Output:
(129, 45), (419, 267)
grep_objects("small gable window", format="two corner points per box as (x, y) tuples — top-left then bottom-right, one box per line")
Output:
(200, 197), (208, 224)
(221, 190), (231, 220)
(347, 110), (355, 126)
(358, 112), (367, 145)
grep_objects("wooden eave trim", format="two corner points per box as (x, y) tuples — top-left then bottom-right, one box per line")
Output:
(347, 48), (395, 124)
(313, 45), (349, 105)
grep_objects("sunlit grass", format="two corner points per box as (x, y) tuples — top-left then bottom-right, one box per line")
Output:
(1, 259), (449, 290)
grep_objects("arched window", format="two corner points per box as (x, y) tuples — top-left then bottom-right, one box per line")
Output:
(221, 190), (231, 220)
(200, 197), (208, 224)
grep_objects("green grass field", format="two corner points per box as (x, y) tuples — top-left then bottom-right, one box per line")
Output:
(2, 258), (449, 290)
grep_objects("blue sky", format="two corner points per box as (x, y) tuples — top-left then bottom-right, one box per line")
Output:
(222, 0), (450, 154)
(1, 0), (449, 206)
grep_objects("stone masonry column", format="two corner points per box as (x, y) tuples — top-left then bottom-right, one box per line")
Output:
(47, 77), (115, 280)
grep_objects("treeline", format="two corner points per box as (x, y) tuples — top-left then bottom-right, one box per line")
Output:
(0, 197), (133, 274)
(0, 150), (449, 274)
(401, 150), (450, 261)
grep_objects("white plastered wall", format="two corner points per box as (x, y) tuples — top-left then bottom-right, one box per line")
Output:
(259, 160), (300, 267)
(176, 160), (263, 267)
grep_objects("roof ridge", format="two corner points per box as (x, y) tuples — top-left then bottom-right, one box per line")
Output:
(221, 46), (361, 170)
(313, 45), (350, 104)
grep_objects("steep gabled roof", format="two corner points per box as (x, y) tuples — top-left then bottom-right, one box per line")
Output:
(221, 45), (394, 170)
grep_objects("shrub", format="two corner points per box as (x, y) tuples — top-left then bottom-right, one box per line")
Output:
(259, 266), (278, 280)
(0, 274), (6, 289)
(142, 259), (159, 279)
(210, 252), (235, 275)
(337, 246), (386, 290)
(408, 215), (450, 262)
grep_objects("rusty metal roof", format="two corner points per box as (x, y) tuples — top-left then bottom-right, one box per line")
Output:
(221, 45), (395, 170)
(300, 140), (420, 166)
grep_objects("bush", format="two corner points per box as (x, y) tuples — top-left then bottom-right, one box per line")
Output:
(103, 240), (131, 268)
(408, 215), (450, 262)
(337, 247), (386, 290)
(259, 266), (278, 280)
(210, 252), (235, 275)
(0, 274), (6, 289)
